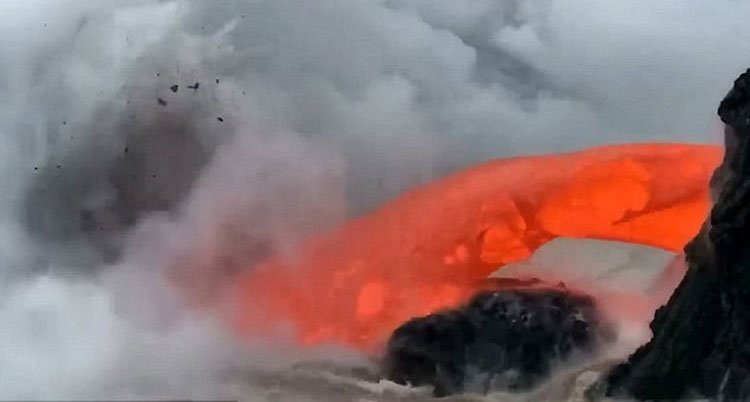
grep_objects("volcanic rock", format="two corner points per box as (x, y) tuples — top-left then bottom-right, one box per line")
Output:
(591, 68), (750, 400)
(383, 285), (610, 397)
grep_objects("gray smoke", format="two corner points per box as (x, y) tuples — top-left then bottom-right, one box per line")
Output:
(0, 0), (748, 399)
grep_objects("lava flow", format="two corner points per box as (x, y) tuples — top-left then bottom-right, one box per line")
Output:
(233, 143), (722, 351)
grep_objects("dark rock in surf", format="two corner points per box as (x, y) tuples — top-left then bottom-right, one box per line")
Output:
(384, 286), (609, 397)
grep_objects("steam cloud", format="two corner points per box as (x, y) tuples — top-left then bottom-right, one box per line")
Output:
(0, 0), (748, 399)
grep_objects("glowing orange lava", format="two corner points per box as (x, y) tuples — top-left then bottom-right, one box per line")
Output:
(233, 143), (722, 351)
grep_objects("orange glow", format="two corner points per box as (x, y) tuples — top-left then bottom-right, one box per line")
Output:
(232, 143), (722, 351)
(356, 281), (387, 319)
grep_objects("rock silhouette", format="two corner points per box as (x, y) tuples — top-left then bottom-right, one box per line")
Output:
(593, 68), (750, 400)
(384, 285), (609, 396)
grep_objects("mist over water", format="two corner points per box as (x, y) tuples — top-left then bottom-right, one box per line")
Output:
(0, 0), (745, 399)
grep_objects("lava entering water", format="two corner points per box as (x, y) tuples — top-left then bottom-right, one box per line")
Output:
(233, 143), (721, 351)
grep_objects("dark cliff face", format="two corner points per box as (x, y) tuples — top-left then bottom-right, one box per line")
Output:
(593, 68), (750, 401)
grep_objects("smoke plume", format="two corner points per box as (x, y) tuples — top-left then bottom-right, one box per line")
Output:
(0, 0), (748, 399)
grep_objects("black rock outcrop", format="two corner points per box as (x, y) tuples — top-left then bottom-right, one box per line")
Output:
(592, 68), (750, 401)
(383, 285), (609, 397)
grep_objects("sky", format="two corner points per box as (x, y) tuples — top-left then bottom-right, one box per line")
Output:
(0, 0), (749, 399)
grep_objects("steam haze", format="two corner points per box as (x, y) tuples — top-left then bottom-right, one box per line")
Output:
(0, 0), (747, 399)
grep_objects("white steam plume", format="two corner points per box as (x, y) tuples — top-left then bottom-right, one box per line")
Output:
(0, 0), (748, 399)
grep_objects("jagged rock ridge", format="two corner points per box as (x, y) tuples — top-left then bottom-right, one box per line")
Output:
(592, 68), (750, 401)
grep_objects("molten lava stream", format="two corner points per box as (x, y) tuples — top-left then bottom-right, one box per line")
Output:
(233, 143), (722, 352)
